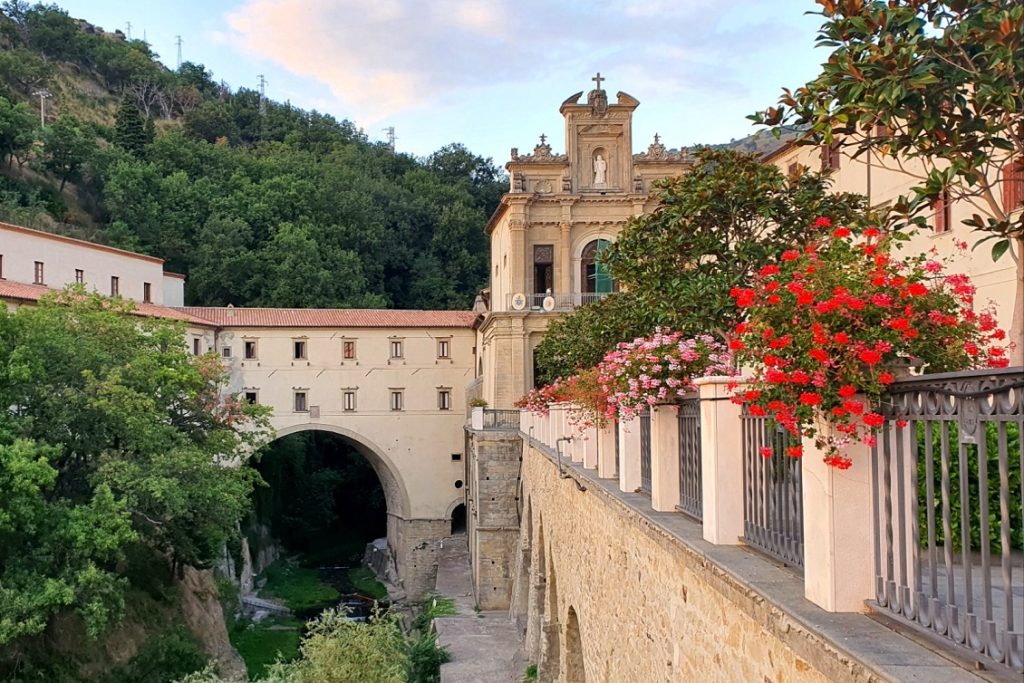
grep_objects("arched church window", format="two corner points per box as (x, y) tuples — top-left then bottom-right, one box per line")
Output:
(580, 239), (614, 294)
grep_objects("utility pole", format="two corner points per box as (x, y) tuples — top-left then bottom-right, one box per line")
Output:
(175, 35), (183, 69)
(383, 126), (396, 152)
(125, 21), (132, 40)
(258, 74), (267, 140)
(33, 89), (52, 127)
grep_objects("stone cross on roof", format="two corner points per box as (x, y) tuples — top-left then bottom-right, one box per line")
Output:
(592, 72), (605, 90)
(654, 133), (660, 144)
(539, 133), (547, 145)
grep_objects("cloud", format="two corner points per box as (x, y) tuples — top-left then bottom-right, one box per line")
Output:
(222, 0), (795, 124)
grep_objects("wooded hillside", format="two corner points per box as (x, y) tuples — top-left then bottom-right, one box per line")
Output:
(0, 2), (506, 309)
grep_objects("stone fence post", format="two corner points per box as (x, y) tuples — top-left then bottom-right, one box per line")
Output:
(801, 418), (878, 613)
(597, 420), (617, 479)
(470, 406), (484, 431)
(617, 416), (642, 493)
(581, 423), (598, 469)
(650, 404), (681, 512)
(695, 376), (745, 545)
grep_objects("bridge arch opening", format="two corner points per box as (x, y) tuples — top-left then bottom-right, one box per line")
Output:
(252, 423), (410, 569)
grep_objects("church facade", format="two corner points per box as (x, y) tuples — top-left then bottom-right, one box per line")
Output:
(477, 76), (689, 408)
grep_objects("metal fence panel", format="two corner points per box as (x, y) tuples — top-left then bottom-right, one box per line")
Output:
(742, 405), (804, 572)
(871, 367), (1023, 673)
(482, 409), (521, 431)
(677, 397), (702, 520)
(640, 412), (652, 495)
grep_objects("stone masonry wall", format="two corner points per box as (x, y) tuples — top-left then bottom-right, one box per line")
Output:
(516, 444), (832, 683)
(465, 428), (523, 610)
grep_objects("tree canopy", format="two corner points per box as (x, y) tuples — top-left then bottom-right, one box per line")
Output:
(752, 0), (1023, 358)
(534, 147), (866, 382)
(0, 289), (272, 648)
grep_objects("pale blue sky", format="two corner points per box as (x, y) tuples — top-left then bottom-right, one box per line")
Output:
(55, 0), (829, 165)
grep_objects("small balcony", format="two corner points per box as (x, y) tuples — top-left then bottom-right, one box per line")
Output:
(504, 292), (610, 312)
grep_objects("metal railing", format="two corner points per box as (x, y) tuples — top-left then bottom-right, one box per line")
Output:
(871, 367), (1023, 673)
(481, 408), (521, 431)
(639, 412), (652, 495)
(504, 292), (611, 312)
(677, 397), (702, 521)
(742, 405), (804, 572)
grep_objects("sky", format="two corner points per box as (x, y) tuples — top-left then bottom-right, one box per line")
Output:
(54, 0), (831, 165)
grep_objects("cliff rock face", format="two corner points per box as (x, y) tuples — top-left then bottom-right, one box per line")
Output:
(178, 567), (248, 682)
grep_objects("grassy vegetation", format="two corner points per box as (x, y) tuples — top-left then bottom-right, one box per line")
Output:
(347, 567), (388, 601)
(228, 616), (303, 680)
(261, 560), (340, 612)
(523, 663), (538, 682)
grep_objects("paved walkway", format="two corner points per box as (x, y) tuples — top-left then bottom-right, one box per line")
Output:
(433, 534), (523, 683)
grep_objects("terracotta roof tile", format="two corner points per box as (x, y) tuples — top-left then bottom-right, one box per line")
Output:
(174, 307), (477, 329)
(0, 280), (216, 326)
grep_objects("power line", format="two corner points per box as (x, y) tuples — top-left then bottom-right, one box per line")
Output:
(383, 126), (396, 152)
(125, 21), (131, 40)
(175, 35), (183, 69)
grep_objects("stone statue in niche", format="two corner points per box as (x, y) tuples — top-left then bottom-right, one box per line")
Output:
(594, 154), (607, 185)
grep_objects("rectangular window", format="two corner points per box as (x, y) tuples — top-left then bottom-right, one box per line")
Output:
(533, 244), (554, 294)
(438, 389), (451, 411)
(244, 340), (258, 360)
(934, 189), (952, 234)
(820, 142), (841, 172)
(221, 346), (232, 358)
(437, 339), (450, 359)
(143, 282), (152, 303)
(74, 268), (84, 284)
(1003, 158), (1023, 214)
(390, 340), (403, 359)
(294, 391), (308, 412)
(293, 340), (307, 360)
(390, 390), (404, 412)
(0, 254), (4, 279)
(33, 261), (44, 284)
(343, 391), (356, 412)
(110, 276), (119, 296)
(787, 162), (799, 177)
(343, 340), (356, 359)
(244, 391), (258, 405)
(192, 338), (201, 356)
(451, 452), (462, 462)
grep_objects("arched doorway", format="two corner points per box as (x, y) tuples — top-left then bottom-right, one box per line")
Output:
(580, 239), (614, 294)
(450, 503), (466, 534)
(563, 606), (587, 682)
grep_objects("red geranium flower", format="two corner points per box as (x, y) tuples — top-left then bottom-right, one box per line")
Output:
(782, 249), (800, 261)
(799, 392), (821, 406)
(814, 217), (832, 229)
(838, 384), (857, 398)
(858, 350), (882, 365)
(863, 412), (885, 428)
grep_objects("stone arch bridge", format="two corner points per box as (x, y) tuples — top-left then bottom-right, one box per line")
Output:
(178, 306), (479, 598)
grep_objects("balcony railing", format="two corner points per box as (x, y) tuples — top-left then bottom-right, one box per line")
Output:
(481, 409), (521, 431)
(871, 367), (1023, 672)
(504, 292), (610, 312)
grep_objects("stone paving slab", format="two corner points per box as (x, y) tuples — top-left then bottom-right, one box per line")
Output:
(433, 534), (523, 683)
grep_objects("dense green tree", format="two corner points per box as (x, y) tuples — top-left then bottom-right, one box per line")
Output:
(113, 93), (151, 155)
(182, 100), (239, 143)
(603, 147), (865, 337)
(38, 114), (93, 190)
(0, 289), (272, 647)
(534, 147), (865, 381)
(534, 291), (655, 385)
(0, 94), (35, 166)
(753, 0), (1024, 359)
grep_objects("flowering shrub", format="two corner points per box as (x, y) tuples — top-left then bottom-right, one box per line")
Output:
(597, 329), (733, 420)
(730, 217), (1009, 469)
(515, 377), (569, 416)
